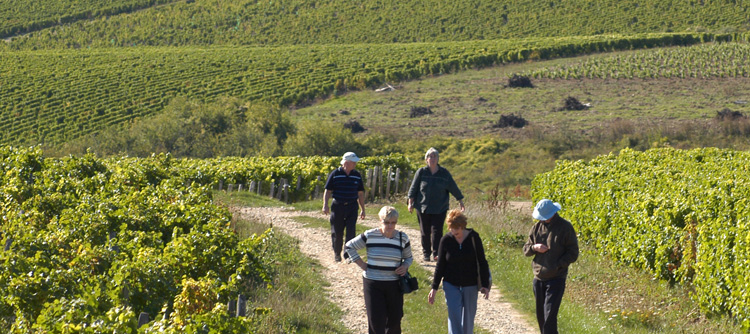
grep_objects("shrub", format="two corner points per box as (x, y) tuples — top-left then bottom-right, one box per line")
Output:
(715, 108), (745, 120)
(283, 121), (361, 156)
(409, 106), (433, 118)
(555, 96), (589, 111)
(507, 74), (534, 88)
(343, 119), (366, 133)
(493, 114), (528, 128)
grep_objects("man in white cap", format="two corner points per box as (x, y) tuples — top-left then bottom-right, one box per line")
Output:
(523, 199), (579, 334)
(323, 152), (366, 262)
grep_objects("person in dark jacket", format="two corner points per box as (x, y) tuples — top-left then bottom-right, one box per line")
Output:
(428, 209), (490, 334)
(322, 152), (366, 262)
(408, 147), (465, 262)
(523, 199), (579, 334)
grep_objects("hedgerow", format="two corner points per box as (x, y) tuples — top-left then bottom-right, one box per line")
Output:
(532, 147), (750, 328)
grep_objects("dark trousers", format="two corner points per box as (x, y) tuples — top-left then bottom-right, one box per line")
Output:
(532, 277), (566, 334)
(416, 211), (446, 257)
(330, 201), (358, 258)
(363, 277), (403, 334)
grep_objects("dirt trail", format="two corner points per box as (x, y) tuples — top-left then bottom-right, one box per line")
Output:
(238, 205), (536, 334)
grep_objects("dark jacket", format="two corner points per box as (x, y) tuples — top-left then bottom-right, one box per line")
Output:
(522, 215), (579, 281)
(408, 165), (464, 214)
(432, 229), (490, 289)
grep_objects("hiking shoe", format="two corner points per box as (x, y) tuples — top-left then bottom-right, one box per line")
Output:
(334, 254), (342, 262)
(423, 255), (431, 262)
(433, 255), (438, 261)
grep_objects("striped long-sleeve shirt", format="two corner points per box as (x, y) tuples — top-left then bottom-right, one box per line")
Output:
(345, 228), (413, 281)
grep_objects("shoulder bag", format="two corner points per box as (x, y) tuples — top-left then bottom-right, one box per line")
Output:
(398, 232), (419, 294)
(471, 231), (492, 289)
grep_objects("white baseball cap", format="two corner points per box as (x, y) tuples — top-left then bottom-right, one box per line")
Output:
(341, 152), (360, 164)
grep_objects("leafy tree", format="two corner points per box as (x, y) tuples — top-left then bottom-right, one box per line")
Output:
(283, 121), (360, 157)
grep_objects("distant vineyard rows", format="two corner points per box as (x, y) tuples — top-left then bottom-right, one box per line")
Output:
(532, 147), (750, 329)
(0, 0), (179, 39)
(2, 0), (750, 48)
(0, 33), (726, 147)
(523, 42), (750, 79)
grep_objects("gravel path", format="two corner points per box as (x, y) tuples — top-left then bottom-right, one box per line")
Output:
(238, 206), (537, 334)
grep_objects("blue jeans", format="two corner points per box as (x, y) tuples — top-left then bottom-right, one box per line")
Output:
(443, 281), (478, 334)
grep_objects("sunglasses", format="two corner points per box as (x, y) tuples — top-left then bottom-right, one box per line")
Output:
(383, 220), (398, 225)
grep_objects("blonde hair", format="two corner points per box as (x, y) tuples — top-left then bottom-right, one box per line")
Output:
(379, 206), (399, 222)
(446, 209), (467, 229)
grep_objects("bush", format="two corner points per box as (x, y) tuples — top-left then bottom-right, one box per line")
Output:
(555, 96), (589, 111)
(715, 108), (745, 120)
(409, 106), (433, 118)
(343, 119), (366, 133)
(284, 121), (361, 156)
(493, 114), (528, 128)
(507, 74), (534, 88)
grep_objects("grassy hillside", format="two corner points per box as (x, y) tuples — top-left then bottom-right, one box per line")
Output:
(3, 0), (750, 49)
(288, 43), (750, 190)
(0, 33), (711, 147)
(296, 42), (750, 138)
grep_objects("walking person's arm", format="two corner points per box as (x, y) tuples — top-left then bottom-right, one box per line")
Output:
(345, 233), (368, 265)
(322, 189), (332, 215)
(358, 190), (366, 219)
(407, 168), (422, 213)
(322, 170), (336, 215)
(428, 237), (448, 305)
(445, 169), (465, 211)
(473, 233), (491, 299)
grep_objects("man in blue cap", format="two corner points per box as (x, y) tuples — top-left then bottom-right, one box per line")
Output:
(523, 199), (579, 334)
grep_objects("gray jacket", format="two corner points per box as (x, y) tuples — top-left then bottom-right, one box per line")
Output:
(408, 166), (464, 214)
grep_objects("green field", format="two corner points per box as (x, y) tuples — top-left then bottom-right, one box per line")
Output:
(3, 0), (749, 48)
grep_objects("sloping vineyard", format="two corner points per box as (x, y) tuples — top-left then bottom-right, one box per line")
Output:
(3, 0), (750, 48)
(0, 146), (273, 331)
(532, 147), (750, 329)
(522, 42), (750, 79)
(0, 147), (415, 331)
(0, 0), (179, 39)
(0, 33), (723, 147)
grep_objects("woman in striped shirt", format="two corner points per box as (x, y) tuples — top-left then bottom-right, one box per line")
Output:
(345, 206), (414, 334)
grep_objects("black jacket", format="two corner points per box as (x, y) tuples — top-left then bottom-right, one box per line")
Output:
(432, 229), (490, 289)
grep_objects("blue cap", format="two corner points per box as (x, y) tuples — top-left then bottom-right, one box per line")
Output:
(532, 199), (561, 221)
